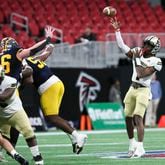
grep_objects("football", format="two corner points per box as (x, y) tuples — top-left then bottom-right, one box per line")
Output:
(103, 6), (117, 17)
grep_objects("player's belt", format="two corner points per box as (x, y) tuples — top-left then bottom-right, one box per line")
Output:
(131, 82), (146, 89)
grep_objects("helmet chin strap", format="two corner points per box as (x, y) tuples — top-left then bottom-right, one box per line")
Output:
(142, 47), (149, 54)
(142, 47), (154, 57)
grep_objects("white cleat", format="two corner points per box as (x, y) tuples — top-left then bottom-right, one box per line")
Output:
(128, 141), (137, 157)
(75, 134), (88, 154)
(131, 146), (145, 158)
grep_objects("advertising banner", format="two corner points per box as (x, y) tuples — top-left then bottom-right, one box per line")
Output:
(86, 102), (126, 129)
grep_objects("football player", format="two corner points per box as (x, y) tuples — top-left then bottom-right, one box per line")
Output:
(20, 44), (88, 154)
(110, 17), (162, 158)
(0, 65), (42, 164)
(0, 26), (54, 81)
(0, 26), (55, 164)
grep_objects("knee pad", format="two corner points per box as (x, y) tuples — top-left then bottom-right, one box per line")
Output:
(124, 108), (133, 117)
(21, 126), (35, 139)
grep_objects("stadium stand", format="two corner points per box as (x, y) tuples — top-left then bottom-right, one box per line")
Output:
(0, 0), (164, 46)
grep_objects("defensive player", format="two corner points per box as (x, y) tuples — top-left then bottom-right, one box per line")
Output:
(0, 26), (55, 164)
(110, 17), (162, 158)
(20, 44), (88, 154)
(0, 26), (54, 81)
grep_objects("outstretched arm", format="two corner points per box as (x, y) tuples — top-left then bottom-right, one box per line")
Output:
(33, 44), (54, 61)
(17, 26), (55, 60)
(110, 17), (133, 58)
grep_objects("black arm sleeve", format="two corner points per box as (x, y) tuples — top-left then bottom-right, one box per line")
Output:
(30, 37), (51, 55)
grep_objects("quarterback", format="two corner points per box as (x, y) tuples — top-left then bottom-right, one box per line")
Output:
(110, 17), (162, 158)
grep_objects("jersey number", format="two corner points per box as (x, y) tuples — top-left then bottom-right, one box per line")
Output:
(0, 54), (12, 73)
(28, 57), (46, 69)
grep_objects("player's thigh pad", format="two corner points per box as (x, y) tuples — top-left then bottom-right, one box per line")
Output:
(124, 87), (136, 117)
(8, 110), (35, 139)
(40, 81), (65, 116)
(134, 88), (150, 117)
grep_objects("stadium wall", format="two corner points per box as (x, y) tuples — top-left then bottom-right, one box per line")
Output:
(21, 67), (165, 130)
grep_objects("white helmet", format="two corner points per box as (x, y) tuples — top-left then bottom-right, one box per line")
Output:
(143, 35), (161, 55)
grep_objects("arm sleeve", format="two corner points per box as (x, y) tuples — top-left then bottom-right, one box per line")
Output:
(30, 37), (51, 55)
(115, 31), (130, 54)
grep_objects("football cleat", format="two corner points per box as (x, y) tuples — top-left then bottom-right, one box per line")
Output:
(72, 143), (77, 153)
(67, 134), (77, 153)
(131, 146), (145, 158)
(33, 154), (44, 165)
(14, 154), (29, 165)
(128, 140), (137, 157)
(75, 134), (88, 154)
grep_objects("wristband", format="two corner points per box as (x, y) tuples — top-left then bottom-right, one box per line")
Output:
(46, 37), (51, 44)
(115, 28), (120, 32)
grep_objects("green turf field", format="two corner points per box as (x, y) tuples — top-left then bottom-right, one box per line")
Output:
(1, 128), (165, 165)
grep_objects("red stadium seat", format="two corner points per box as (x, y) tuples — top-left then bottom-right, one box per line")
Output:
(1, 24), (16, 38)
(28, 20), (40, 36)
(63, 34), (74, 44)
(25, 37), (36, 47)
(0, 0), (164, 44)
(0, 10), (4, 24)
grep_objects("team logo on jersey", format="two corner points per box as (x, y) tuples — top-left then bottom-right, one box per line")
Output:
(76, 72), (101, 112)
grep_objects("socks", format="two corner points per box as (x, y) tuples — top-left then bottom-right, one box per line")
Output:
(10, 149), (17, 157)
(71, 130), (79, 139)
(129, 138), (136, 145)
(67, 133), (76, 144)
(30, 146), (40, 157)
(137, 142), (143, 148)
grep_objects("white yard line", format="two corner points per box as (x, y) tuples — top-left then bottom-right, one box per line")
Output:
(16, 128), (165, 159)
(17, 142), (126, 148)
(32, 128), (165, 136)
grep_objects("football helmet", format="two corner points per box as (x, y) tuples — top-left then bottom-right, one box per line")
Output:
(143, 35), (161, 55)
(0, 37), (20, 52)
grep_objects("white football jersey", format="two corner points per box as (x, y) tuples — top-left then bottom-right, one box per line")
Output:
(131, 47), (162, 87)
(0, 75), (23, 118)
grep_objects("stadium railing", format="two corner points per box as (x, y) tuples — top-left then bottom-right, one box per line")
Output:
(10, 12), (29, 33)
(46, 33), (165, 68)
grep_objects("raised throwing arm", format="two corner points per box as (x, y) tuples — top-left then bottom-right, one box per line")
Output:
(110, 17), (133, 58)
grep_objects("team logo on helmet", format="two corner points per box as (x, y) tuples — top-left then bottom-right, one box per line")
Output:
(0, 37), (19, 52)
(143, 35), (161, 54)
(76, 72), (101, 112)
